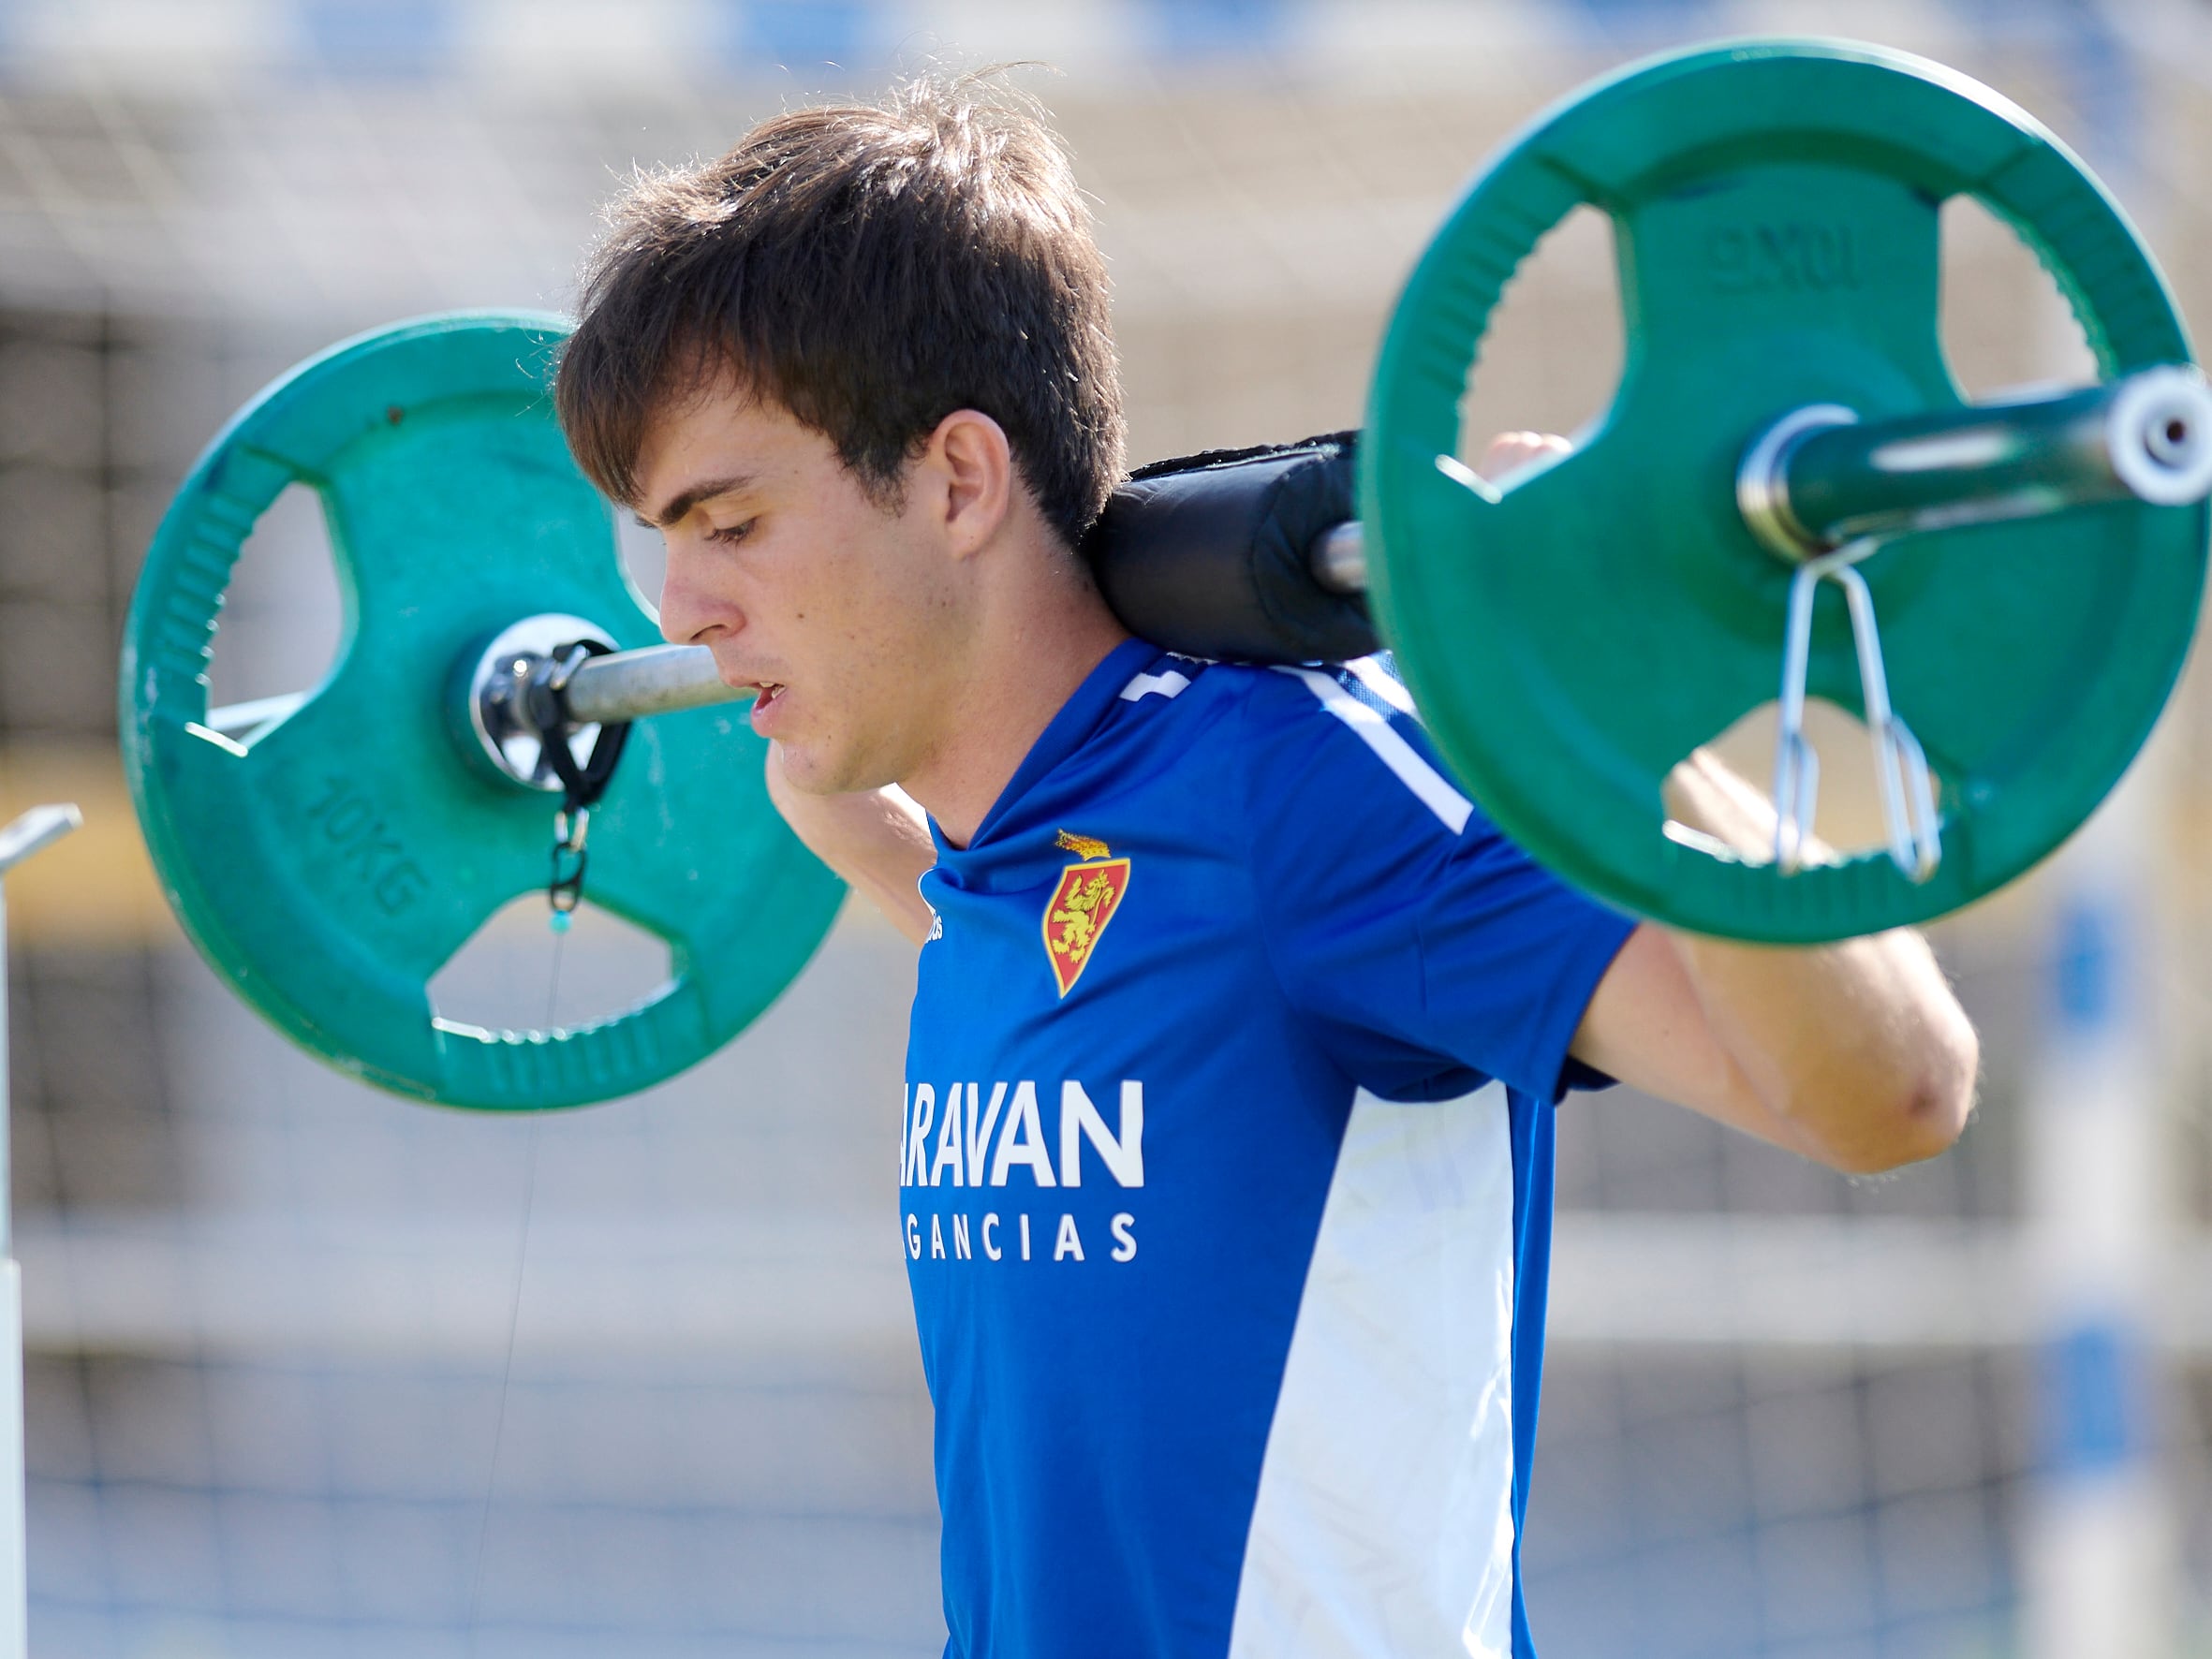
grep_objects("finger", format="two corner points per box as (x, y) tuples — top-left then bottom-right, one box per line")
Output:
(1479, 430), (1572, 479)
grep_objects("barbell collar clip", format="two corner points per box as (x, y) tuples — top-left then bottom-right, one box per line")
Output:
(458, 613), (618, 792)
(1772, 539), (1941, 884)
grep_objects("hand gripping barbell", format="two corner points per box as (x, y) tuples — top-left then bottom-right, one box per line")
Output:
(122, 39), (2212, 1109)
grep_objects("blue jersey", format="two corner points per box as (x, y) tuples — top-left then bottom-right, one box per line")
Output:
(902, 639), (1635, 1659)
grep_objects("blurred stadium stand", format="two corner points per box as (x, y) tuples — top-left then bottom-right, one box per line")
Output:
(0, 1), (2208, 1654)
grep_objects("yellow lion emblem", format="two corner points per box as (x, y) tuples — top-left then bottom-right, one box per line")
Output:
(1049, 870), (1120, 966)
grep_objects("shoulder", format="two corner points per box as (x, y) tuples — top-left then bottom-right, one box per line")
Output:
(1233, 658), (1477, 844)
(1084, 648), (1253, 757)
(1077, 651), (1478, 852)
(1126, 652), (1437, 756)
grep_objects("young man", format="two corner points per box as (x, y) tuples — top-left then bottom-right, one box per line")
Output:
(555, 77), (1978, 1659)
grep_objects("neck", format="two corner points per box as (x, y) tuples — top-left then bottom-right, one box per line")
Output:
(900, 535), (1129, 849)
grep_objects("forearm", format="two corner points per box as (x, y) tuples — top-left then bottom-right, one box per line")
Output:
(1669, 922), (1974, 1170)
(1663, 754), (1979, 1170)
(765, 745), (937, 946)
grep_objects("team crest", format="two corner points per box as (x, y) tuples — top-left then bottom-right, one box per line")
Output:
(1043, 830), (1130, 998)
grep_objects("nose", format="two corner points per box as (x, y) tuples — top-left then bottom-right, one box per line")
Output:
(656, 537), (737, 648)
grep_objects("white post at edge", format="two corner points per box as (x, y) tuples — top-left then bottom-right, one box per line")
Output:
(2023, 771), (2172, 1659)
(2018, 48), (2175, 1652)
(0, 803), (81, 1659)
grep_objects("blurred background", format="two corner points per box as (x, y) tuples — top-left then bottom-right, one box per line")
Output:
(0, 0), (2208, 1654)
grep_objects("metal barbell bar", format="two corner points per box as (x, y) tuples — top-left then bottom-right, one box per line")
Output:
(195, 366), (2212, 768)
(1738, 366), (2212, 561)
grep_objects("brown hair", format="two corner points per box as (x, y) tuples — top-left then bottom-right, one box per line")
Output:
(556, 74), (1124, 550)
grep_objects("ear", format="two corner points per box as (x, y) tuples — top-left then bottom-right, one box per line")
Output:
(922, 409), (1014, 560)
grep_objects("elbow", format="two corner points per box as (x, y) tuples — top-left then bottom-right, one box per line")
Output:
(1814, 1015), (1981, 1176)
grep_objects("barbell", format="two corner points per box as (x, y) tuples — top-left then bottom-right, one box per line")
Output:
(120, 38), (2212, 1109)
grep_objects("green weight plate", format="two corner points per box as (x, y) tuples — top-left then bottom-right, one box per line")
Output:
(1363, 39), (2207, 943)
(121, 312), (846, 1108)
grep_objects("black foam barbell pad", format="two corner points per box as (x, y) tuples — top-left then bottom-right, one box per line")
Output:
(1085, 431), (1379, 665)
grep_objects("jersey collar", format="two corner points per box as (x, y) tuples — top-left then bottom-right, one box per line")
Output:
(931, 636), (1162, 859)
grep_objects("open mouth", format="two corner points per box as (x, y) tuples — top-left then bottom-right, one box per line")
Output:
(752, 682), (785, 712)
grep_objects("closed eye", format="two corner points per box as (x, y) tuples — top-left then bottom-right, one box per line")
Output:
(704, 519), (756, 547)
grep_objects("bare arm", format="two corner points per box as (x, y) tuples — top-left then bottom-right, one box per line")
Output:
(1484, 429), (1978, 1171)
(1571, 752), (1980, 1173)
(764, 744), (937, 946)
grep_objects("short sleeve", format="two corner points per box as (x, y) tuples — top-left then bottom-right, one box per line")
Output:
(1240, 665), (1637, 1102)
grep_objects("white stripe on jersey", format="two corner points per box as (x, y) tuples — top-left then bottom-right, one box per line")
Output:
(1226, 1081), (1519, 1659)
(1121, 668), (1192, 702)
(1280, 667), (1472, 835)
(1345, 654), (1416, 715)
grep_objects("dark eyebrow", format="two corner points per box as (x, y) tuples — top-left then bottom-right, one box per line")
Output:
(636, 472), (758, 531)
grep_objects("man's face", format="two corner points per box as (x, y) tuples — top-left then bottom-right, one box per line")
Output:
(635, 382), (964, 796)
